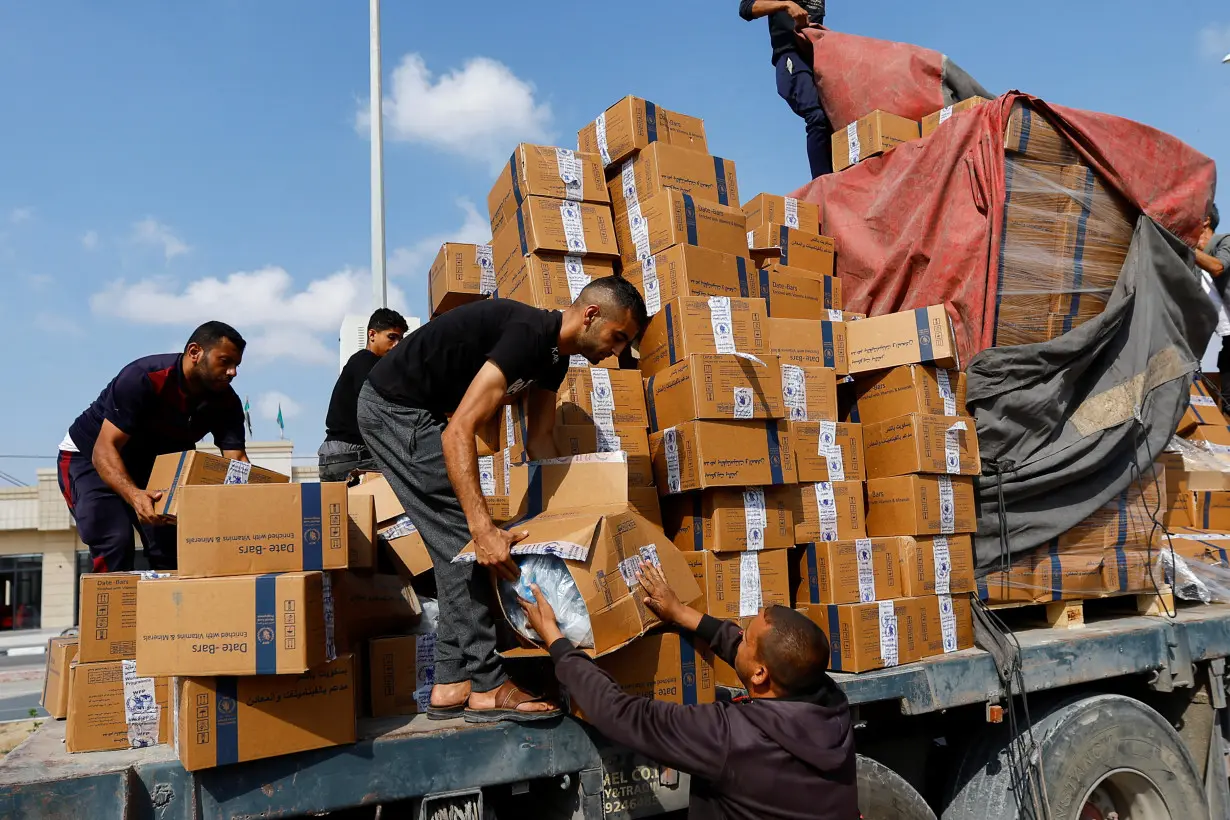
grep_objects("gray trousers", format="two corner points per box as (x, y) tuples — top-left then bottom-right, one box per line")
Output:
(356, 382), (507, 692)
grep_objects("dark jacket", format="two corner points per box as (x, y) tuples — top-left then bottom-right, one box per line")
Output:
(738, 0), (826, 65)
(549, 615), (858, 820)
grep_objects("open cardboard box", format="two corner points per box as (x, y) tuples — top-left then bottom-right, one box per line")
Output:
(455, 454), (702, 658)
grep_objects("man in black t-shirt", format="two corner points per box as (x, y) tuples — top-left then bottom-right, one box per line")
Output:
(739, 0), (830, 178)
(317, 308), (408, 483)
(359, 277), (647, 723)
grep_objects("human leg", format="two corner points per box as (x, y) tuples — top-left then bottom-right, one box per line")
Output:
(62, 452), (137, 572)
(775, 50), (834, 178)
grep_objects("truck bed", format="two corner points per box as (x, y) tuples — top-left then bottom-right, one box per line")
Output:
(4, 604), (1229, 819)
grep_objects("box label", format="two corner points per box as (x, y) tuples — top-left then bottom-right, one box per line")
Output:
(621, 161), (651, 261)
(565, 256), (590, 301)
(939, 594), (958, 653)
(855, 539), (876, 603)
(590, 369), (621, 452)
(739, 552), (762, 617)
(945, 421), (967, 474)
(504, 406), (515, 449)
(734, 387), (754, 419)
(555, 147), (583, 201)
(476, 245), (495, 295)
(818, 421), (846, 481)
(784, 197), (800, 230)
(708, 297), (737, 355)
(478, 456), (496, 496)
(828, 309), (844, 323)
(121, 659), (160, 749)
(664, 428), (681, 494)
(595, 113), (611, 166)
(846, 122), (861, 166)
(933, 536), (952, 596)
(937, 369), (957, 415)
(782, 364), (807, 421)
(747, 230), (754, 249)
(878, 600), (898, 668)
(642, 255), (662, 316)
(224, 460), (251, 485)
(559, 201), (588, 254)
(1192, 395), (1218, 408)
(939, 105), (954, 124)
(503, 449), (512, 494)
(815, 482), (838, 542)
(743, 488), (766, 552)
(939, 476), (956, 535)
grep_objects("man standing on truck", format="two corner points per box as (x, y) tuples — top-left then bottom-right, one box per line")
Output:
(739, 0), (832, 179)
(357, 278), (647, 723)
(56, 321), (249, 572)
(518, 559), (859, 819)
(1194, 204), (1230, 387)
(317, 308), (408, 483)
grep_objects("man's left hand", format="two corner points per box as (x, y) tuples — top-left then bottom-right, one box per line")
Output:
(517, 583), (565, 645)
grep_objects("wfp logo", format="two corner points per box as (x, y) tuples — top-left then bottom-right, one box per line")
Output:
(714, 321), (731, 336)
(645, 277), (659, 294)
(565, 259), (582, 276)
(820, 429), (836, 448)
(306, 529), (320, 544)
(735, 392), (751, 410)
(683, 670), (696, 688)
(918, 331), (932, 348)
(257, 627), (275, 645)
(478, 255), (493, 270)
(595, 384), (612, 401)
(857, 544), (872, 564)
(217, 695), (236, 715)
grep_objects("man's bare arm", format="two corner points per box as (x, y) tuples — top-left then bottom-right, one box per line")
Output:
(740, 0), (808, 25)
(1196, 248), (1225, 277)
(221, 450), (249, 463)
(525, 387), (561, 462)
(93, 420), (169, 526)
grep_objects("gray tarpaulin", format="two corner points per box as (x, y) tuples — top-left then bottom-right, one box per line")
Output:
(967, 217), (1218, 572)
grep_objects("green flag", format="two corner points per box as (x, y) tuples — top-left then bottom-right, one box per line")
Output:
(276, 404), (285, 439)
(243, 396), (253, 438)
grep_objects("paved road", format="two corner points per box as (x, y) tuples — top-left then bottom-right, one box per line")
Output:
(0, 654), (44, 672)
(0, 693), (45, 723)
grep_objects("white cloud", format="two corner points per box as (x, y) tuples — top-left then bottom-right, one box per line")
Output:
(1198, 23), (1230, 60)
(24, 273), (53, 290)
(81, 230), (99, 250)
(359, 53), (553, 168)
(132, 217), (189, 260)
(9, 207), (32, 224)
(387, 199), (491, 279)
(90, 265), (408, 366)
(257, 391), (300, 422)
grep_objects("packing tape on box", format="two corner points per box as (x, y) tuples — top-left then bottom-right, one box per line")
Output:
(827, 309), (844, 323)
(939, 105), (954, 124)
(734, 387), (754, 419)
(413, 633), (437, 712)
(933, 535), (952, 595)
(782, 364), (808, 421)
(565, 256), (590, 302)
(555, 147), (583, 201)
(619, 544), (662, 586)
(945, 422), (967, 474)
(503, 449), (511, 494)
(641, 254), (662, 316)
(877, 600), (898, 668)
(818, 421), (846, 481)
(559, 201), (588, 255)
(846, 122), (862, 167)
(815, 482), (839, 541)
(856, 538), (876, 603)
(739, 552), (763, 617)
(664, 427), (682, 494)
(784, 197), (800, 230)
(746, 230), (754, 249)
(743, 488), (767, 551)
(621, 161), (651, 262)
(708, 296), (765, 365)
(938, 476), (956, 536)
(380, 514), (417, 540)
(478, 455), (496, 496)
(1191, 394), (1218, 408)
(936, 369), (957, 416)
(322, 571), (337, 661)
(476, 244), (496, 296)
(595, 112), (611, 166)
(504, 405), (515, 450)
(121, 659), (160, 749)
(589, 368), (621, 452)
(223, 460), (251, 485)
(939, 594), (958, 653)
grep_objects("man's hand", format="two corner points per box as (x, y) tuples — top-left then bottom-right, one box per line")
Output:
(517, 583), (565, 645)
(474, 526), (526, 582)
(637, 559), (689, 625)
(783, 0), (810, 27)
(129, 490), (172, 527)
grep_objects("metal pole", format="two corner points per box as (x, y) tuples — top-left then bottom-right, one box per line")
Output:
(370, 0), (388, 309)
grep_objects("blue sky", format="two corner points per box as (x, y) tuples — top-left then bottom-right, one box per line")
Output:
(1, 1), (1228, 483)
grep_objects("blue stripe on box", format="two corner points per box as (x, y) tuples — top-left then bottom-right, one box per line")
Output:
(691, 493), (703, 551)
(682, 194), (698, 246)
(1019, 107), (1033, 153)
(778, 225), (790, 266)
(1220, 548), (1229, 566)
(713, 157), (729, 206)
(1206, 492), (1213, 530)
(821, 322), (835, 368)
(765, 422), (784, 485)
(736, 256), (750, 298)
(515, 207), (529, 256)
(665, 302), (677, 364)
(214, 676), (239, 767)
(1047, 539), (1062, 602)
(991, 154), (1017, 346)
(758, 269), (771, 315)
(645, 101), (658, 143)
(679, 636), (699, 705)
(646, 375), (659, 432)
(849, 399), (861, 424)
(254, 574), (278, 675)
(162, 451), (190, 515)
(509, 151), (523, 205)
(1114, 492), (1128, 591)
(914, 308), (934, 362)
(823, 277), (833, 310)
(976, 575), (989, 601)
(300, 483), (323, 571)
(1068, 169), (1095, 319)
(525, 463), (544, 517)
(826, 605), (842, 671)
(806, 544), (820, 603)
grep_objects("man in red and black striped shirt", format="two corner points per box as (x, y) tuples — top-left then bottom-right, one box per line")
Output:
(57, 322), (249, 572)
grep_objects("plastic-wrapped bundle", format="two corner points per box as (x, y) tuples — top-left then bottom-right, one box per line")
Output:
(499, 555), (595, 648)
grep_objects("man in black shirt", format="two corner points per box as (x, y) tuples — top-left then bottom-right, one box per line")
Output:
(739, 0), (831, 178)
(359, 277), (647, 723)
(318, 308), (408, 483)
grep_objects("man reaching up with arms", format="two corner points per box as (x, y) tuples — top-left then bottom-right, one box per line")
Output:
(358, 278), (647, 723)
(519, 560), (859, 819)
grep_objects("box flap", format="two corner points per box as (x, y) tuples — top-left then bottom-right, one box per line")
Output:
(505, 454), (631, 522)
(350, 475), (405, 524)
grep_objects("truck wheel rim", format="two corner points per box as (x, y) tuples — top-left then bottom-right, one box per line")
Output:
(1077, 768), (1170, 820)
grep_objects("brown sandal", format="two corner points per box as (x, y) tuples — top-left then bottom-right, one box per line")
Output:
(463, 680), (563, 724)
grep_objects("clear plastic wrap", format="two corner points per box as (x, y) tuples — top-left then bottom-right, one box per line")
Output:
(499, 555), (595, 648)
(1156, 548), (1230, 604)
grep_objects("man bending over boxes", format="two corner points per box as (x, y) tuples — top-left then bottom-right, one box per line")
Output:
(357, 278), (647, 723)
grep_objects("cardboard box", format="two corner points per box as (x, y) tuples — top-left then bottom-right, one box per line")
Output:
(897, 534), (977, 596)
(649, 420), (797, 494)
(175, 655), (357, 771)
(638, 296), (771, 377)
(1194, 491), (1230, 530)
(554, 423), (655, 487)
(685, 549), (791, 621)
(459, 457), (702, 657)
(66, 660), (170, 753)
(1159, 451), (1230, 495)
(40, 637), (79, 719)
(768, 318), (847, 373)
(780, 364), (839, 423)
(176, 483), (349, 577)
(578, 96), (707, 169)
(609, 142), (740, 219)
(662, 486), (794, 552)
(645, 354), (785, 432)
(491, 196), (619, 280)
(743, 193), (821, 236)
(495, 253), (618, 312)
(747, 225), (837, 277)
(380, 516), (432, 577)
(1167, 528), (1230, 565)
(558, 366), (648, 427)
(621, 244), (753, 317)
(428, 242), (495, 317)
(135, 572), (330, 677)
(613, 188), (750, 267)
(738, 265), (830, 320)
(801, 598), (913, 673)
(1004, 102), (1082, 166)
(346, 492), (377, 570)
(907, 594), (975, 657)
(788, 421), (866, 482)
(787, 481), (867, 543)
(795, 539), (904, 605)
(844, 305), (960, 374)
(1101, 548), (1157, 595)
(866, 475), (977, 537)
(368, 635), (433, 718)
(855, 365), (968, 423)
(578, 632), (716, 719)
(332, 571), (422, 654)
(79, 573), (143, 663)
(1031, 550), (1105, 601)
(862, 413), (981, 479)
(832, 110), (921, 172)
(488, 144), (609, 237)
(146, 451), (288, 518)
(921, 96), (990, 137)
(758, 260), (842, 308)
(1177, 382), (1228, 434)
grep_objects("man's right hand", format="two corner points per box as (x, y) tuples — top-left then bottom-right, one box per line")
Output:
(474, 526), (526, 582)
(782, 0), (810, 27)
(637, 559), (688, 624)
(129, 490), (171, 527)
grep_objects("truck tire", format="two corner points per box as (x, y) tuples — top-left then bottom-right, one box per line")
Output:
(858, 755), (937, 820)
(943, 694), (1208, 820)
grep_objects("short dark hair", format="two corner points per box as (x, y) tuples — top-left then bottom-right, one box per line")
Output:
(185, 321), (246, 354)
(1212, 203), (1221, 233)
(577, 275), (649, 336)
(759, 605), (830, 696)
(368, 308), (409, 334)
